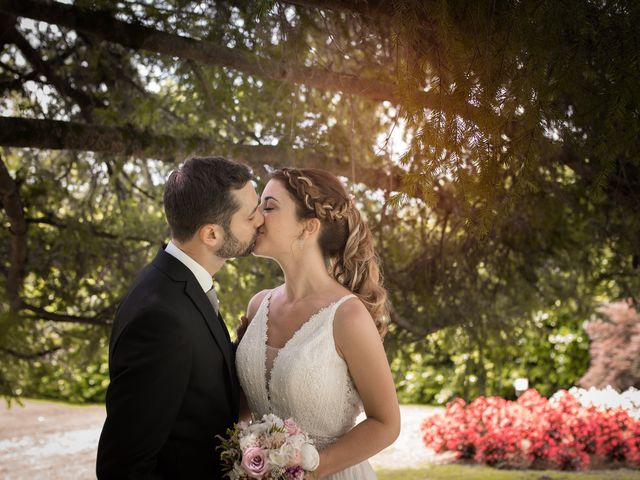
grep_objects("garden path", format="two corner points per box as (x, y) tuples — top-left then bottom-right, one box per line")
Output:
(0, 400), (450, 479)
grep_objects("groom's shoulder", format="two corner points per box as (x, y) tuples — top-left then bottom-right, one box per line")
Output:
(109, 266), (192, 352)
(117, 262), (188, 316)
(123, 261), (174, 296)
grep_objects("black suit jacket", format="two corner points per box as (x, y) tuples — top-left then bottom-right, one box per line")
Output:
(97, 248), (240, 480)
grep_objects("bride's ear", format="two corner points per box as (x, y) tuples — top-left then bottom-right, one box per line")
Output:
(303, 218), (321, 237)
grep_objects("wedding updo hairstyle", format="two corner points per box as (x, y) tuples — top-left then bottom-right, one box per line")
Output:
(270, 168), (389, 338)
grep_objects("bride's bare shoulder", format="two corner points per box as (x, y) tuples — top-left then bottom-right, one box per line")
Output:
(246, 287), (279, 323)
(332, 297), (380, 351)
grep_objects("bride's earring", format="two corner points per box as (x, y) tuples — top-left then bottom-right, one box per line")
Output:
(296, 226), (307, 251)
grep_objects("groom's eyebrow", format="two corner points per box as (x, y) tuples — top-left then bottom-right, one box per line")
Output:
(249, 200), (260, 216)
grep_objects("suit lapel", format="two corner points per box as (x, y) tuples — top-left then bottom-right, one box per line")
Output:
(183, 280), (235, 384)
(152, 248), (237, 400)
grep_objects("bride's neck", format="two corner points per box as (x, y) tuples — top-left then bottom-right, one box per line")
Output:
(277, 253), (334, 302)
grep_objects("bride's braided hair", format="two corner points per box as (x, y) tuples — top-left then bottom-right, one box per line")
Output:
(271, 167), (389, 338)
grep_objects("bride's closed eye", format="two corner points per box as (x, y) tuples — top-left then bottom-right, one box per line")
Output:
(261, 201), (275, 212)
(261, 195), (279, 212)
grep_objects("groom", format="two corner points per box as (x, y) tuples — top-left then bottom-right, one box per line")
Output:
(96, 156), (263, 479)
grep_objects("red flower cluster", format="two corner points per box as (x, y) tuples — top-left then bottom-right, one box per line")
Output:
(421, 389), (640, 470)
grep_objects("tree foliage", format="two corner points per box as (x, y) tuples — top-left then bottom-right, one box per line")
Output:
(0, 0), (638, 402)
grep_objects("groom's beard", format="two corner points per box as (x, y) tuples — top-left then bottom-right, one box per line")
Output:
(216, 227), (258, 259)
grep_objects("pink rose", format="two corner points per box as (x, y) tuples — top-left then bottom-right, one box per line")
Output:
(241, 447), (268, 478)
(284, 418), (301, 436)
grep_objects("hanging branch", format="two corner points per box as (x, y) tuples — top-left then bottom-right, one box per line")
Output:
(25, 214), (153, 244)
(388, 304), (433, 338)
(0, 0), (488, 128)
(21, 304), (113, 326)
(0, 14), (103, 120)
(0, 346), (62, 359)
(0, 116), (404, 191)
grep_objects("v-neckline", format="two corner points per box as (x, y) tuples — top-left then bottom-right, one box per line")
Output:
(262, 287), (353, 407)
(264, 287), (344, 351)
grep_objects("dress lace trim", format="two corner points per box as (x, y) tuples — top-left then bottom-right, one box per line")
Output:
(236, 286), (364, 447)
(262, 288), (356, 406)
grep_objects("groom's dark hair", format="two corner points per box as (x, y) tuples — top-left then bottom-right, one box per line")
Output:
(163, 156), (253, 242)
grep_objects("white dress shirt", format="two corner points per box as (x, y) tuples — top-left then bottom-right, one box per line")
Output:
(164, 241), (213, 293)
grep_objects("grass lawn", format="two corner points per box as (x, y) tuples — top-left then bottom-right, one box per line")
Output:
(376, 464), (640, 480)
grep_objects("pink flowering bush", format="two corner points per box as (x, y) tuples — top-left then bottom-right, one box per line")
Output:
(421, 389), (640, 470)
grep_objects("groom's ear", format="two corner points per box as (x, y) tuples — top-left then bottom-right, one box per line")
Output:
(198, 223), (223, 247)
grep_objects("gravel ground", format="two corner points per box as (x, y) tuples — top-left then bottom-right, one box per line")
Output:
(0, 400), (448, 479)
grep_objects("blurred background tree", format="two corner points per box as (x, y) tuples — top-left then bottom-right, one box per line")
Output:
(0, 0), (638, 403)
(579, 301), (640, 391)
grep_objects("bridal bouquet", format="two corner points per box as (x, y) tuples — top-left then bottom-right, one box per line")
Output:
(218, 413), (320, 479)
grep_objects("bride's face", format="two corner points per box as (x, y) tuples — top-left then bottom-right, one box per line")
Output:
(253, 179), (306, 259)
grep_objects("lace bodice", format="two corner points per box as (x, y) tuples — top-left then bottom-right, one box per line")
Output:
(235, 289), (363, 448)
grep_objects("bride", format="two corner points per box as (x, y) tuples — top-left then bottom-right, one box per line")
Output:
(235, 167), (400, 479)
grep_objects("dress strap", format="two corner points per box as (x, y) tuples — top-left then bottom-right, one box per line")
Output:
(327, 294), (358, 345)
(258, 288), (276, 313)
(331, 294), (357, 312)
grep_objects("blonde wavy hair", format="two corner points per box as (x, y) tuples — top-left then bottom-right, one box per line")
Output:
(271, 167), (389, 338)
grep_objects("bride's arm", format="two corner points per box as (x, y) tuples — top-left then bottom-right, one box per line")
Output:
(237, 288), (272, 422)
(312, 300), (401, 479)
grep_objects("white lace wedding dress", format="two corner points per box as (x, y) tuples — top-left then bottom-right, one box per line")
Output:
(235, 289), (377, 479)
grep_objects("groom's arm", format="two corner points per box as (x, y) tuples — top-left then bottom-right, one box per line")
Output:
(97, 310), (192, 480)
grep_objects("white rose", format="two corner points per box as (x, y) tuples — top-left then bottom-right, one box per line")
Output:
(248, 422), (268, 435)
(268, 445), (291, 468)
(300, 443), (319, 471)
(239, 433), (258, 451)
(287, 434), (305, 449)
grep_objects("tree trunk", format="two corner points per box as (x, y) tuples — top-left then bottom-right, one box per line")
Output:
(0, 154), (27, 336)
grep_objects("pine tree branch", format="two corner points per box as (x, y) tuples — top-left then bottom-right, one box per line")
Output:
(21, 303), (114, 326)
(284, 0), (390, 19)
(0, 14), (102, 120)
(285, 0), (455, 87)
(0, 346), (62, 359)
(0, 0), (486, 127)
(388, 304), (434, 338)
(0, 116), (404, 192)
(187, 60), (217, 116)
(25, 214), (153, 244)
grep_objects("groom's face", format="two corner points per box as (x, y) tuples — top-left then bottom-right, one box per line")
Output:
(216, 182), (263, 258)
